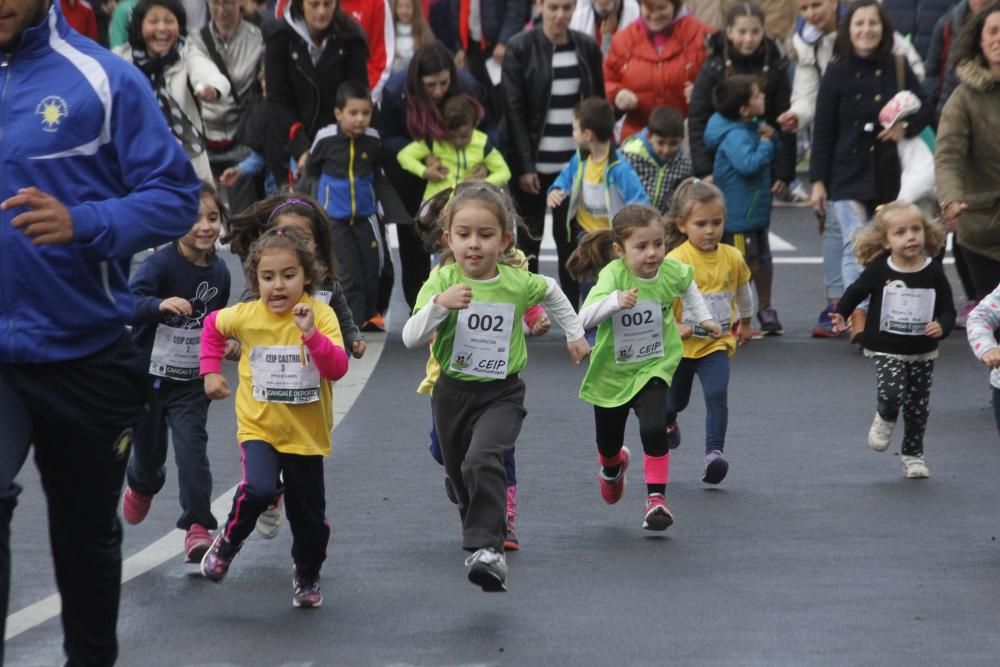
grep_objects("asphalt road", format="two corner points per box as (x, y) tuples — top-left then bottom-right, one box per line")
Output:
(6, 205), (1000, 666)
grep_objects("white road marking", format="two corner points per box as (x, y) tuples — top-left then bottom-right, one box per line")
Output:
(5, 335), (388, 641)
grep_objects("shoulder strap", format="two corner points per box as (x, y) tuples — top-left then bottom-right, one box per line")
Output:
(895, 53), (905, 92)
(200, 25), (240, 105)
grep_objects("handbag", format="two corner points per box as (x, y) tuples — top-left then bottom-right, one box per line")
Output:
(892, 55), (936, 203)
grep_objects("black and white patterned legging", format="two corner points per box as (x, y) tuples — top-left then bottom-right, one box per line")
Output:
(872, 356), (935, 456)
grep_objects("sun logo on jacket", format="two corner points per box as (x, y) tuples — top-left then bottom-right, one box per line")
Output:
(36, 96), (69, 132)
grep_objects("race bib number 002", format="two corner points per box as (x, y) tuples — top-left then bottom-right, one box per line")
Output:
(612, 300), (665, 364)
(249, 345), (320, 404)
(450, 301), (515, 379)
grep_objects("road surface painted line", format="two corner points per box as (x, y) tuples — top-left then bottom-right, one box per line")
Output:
(5, 333), (387, 641)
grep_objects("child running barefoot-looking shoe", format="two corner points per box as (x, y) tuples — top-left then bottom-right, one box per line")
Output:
(122, 183), (231, 563)
(568, 205), (721, 531)
(227, 194), (366, 539)
(402, 182), (589, 592)
(663, 178), (755, 484)
(965, 283), (1000, 438)
(199, 227), (349, 608)
(829, 203), (955, 478)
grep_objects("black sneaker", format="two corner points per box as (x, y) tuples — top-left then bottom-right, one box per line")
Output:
(292, 569), (323, 608)
(200, 533), (240, 583)
(757, 307), (783, 336)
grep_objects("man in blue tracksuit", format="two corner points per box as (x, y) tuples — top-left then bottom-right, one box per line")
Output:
(0, 1), (199, 663)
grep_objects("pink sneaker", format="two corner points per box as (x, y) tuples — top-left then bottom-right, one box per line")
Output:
(503, 485), (519, 551)
(598, 447), (630, 505)
(184, 524), (212, 563)
(122, 487), (152, 525)
(642, 493), (674, 531)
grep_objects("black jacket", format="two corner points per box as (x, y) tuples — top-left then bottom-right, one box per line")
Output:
(501, 28), (605, 175)
(263, 16), (369, 184)
(810, 51), (931, 203)
(687, 31), (795, 183)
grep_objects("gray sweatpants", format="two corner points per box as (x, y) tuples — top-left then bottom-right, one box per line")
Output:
(432, 373), (526, 552)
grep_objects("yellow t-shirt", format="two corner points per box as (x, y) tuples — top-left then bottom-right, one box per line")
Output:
(213, 295), (344, 456)
(668, 241), (752, 359)
(576, 156), (610, 233)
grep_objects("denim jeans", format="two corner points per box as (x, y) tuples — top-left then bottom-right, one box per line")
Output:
(666, 351), (730, 453)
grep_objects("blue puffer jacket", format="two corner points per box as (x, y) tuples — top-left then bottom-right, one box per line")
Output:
(703, 113), (775, 234)
(0, 4), (200, 363)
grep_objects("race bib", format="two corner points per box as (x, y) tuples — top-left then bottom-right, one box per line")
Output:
(149, 325), (201, 380)
(450, 301), (515, 379)
(612, 300), (665, 364)
(249, 345), (320, 404)
(880, 285), (935, 335)
(683, 291), (733, 338)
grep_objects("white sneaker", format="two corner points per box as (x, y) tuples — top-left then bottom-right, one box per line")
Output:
(256, 495), (283, 539)
(902, 455), (930, 479)
(465, 547), (507, 592)
(867, 414), (895, 452)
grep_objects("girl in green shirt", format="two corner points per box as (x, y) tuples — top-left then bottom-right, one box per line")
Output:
(569, 205), (721, 531)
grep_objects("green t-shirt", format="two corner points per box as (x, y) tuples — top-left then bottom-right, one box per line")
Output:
(579, 258), (693, 407)
(413, 263), (549, 382)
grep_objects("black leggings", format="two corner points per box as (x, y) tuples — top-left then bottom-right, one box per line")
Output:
(873, 356), (935, 456)
(593, 378), (670, 460)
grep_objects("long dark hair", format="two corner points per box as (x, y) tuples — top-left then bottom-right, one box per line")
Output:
(404, 41), (482, 141)
(833, 0), (895, 60)
(949, 2), (1000, 70)
(128, 0), (187, 49)
(287, 0), (356, 38)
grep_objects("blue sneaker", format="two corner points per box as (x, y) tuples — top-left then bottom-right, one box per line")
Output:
(703, 450), (729, 485)
(811, 305), (844, 338)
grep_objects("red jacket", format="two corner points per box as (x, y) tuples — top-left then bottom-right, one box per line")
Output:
(59, 0), (97, 41)
(604, 15), (711, 140)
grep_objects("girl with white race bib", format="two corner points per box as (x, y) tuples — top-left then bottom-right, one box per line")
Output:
(569, 205), (721, 532)
(199, 227), (349, 609)
(123, 182), (231, 563)
(227, 195), (365, 540)
(829, 202), (955, 479)
(402, 183), (590, 593)
(663, 179), (754, 485)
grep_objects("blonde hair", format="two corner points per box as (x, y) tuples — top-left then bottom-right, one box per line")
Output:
(663, 178), (727, 251)
(853, 201), (946, 266)
(566, 205), (664, 281)
(432, 182), (524, 268)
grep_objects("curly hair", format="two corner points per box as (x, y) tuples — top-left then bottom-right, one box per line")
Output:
(567, 205), (665, 281)
(853, 201), (946, 266)
(663, 178), (727, 251)
(225, 192), (337, 280)
(949, 2), (1000, 70)
(243, 226), (326, 296)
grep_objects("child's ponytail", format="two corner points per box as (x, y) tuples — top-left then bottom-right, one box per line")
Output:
(665, 177), (727, 250)
(567, 229), (616, 282)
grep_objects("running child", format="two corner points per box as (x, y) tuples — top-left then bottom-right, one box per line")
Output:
(568, 205), (721, 531)
(829, 202), (955, 478)
(122, 183), (232, 563)
(226, 193), (365, 539)
(397, 94), (511, 202)
(199, 227), (349, 608)
(663, 178), (754, 485)
(412, 187), (551, 551)
(402, 182), (589, 592)
(966, 283), (1000, 437)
